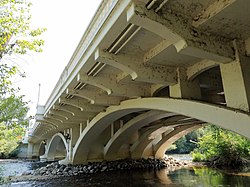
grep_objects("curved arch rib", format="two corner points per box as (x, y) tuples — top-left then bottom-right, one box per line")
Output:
(104, 111), (176, 160)
(73, 97), (250, 164)
(45, 133), (68, 161)
(154, 124), (202, 158)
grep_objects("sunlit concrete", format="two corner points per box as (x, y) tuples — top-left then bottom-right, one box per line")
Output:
(28, 0), (250, 164)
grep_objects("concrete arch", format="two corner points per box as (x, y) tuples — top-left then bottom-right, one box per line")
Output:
(154, 124), (202, 158)
(46, 133), (68, 161)
(73, 97), (250, 164)
(104, 110), (175, 160)
(130, 115), (193, 159)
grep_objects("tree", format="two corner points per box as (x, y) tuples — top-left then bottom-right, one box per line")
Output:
(0, 0), (46, 58)
(192, 125), (250, 169)
(0, 0), (45, 156)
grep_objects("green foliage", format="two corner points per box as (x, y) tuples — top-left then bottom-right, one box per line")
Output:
(166, 129), (203, 154)
(0, 0), (46, 58)
(0, 0), (45, 157)
(0, 123), (25, 158)
(192, 125), (250, 169)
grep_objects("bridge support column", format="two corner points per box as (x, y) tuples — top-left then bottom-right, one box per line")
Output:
(220, 41), (250, 112)
(170, 68), (201, 99)
(27, 143), (42, 159)
(27, 143), (34, 159)
(60, 126), (81, 165)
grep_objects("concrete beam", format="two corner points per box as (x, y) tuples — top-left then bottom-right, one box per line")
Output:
(192, 0), (237, 28)
(127, 3), (234, 62)
(48, 110), (69, 121)
(44, 115), (64, 124)
(68, 89), (123, 106)
(144, 39), (173, 63)
(76, 73), (111, 95)
(77, 73), (151, 97)
(36, 114), (59, 128)
(95, 48), (177, 85)
(58, 97), (89, 112)
(53, 103), (104, 114)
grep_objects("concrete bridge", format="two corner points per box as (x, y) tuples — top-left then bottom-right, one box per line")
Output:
(28, 0), (250, 164)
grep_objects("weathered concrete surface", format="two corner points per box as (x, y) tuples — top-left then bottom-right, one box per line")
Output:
(28, 0), (250, 164)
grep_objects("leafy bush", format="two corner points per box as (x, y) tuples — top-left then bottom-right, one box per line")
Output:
(192, 125), (250, 169)
(0, 123), (24, 158)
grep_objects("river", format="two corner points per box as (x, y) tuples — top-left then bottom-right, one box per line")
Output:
(1, 155), (250, 186)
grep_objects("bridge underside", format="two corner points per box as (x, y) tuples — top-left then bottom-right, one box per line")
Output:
(28, 0), (250, 164)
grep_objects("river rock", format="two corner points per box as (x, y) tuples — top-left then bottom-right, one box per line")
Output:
(31, 157), (186, 177)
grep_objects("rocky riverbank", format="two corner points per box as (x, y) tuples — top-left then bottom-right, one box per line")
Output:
(6, 157), (189, 183)
(31, 157), (188, 177)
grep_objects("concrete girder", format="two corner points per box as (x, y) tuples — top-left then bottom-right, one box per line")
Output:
(127, 3), (234, 63)
(187, 59), (219, 81)
(68, 89), (123, 106)
(36, 114), (59, 129)
(48, 111), (69, 121)
(77, 72), (151, 98)
(52, 105), (100, 124)
(55, 102), (105, 114)
(58, 96), (107, 113)
(44, 115), (64, 124)
(44, 115), (64, 126)
(52, 106), (75, 117)
(76, 73), (112, 95)
(95, 48), (177, 85)
(154, 124), (202, 158)
(144, 39), (173, 63)
(192, 0), (237, 28)
(104, 110), (175, 160)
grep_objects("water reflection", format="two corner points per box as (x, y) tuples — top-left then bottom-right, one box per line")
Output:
(1, 160), (250, 186)
(168, 167), (250, 187)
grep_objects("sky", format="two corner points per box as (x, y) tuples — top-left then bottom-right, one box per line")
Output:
(13, 0), (102, 115)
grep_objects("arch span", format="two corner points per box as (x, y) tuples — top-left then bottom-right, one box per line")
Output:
(73, 97), (250, 164)
(46, 133), (68, 161)
(153, 124), (202, 158)
(131, 116), (201, 159)
(104, 110), (175, 160)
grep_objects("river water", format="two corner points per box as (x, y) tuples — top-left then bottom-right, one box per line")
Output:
(1, 156), (250, 187)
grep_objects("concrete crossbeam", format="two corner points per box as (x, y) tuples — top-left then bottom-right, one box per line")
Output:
(67, 89), (123, 106)
(192, 0), (237, 28)
(77, 73), (151, 97)
(95, 49), (177, 85)
(127, 3), (234, 63)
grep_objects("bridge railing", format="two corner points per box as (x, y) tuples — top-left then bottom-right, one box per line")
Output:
(43, 0), (118, 116)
